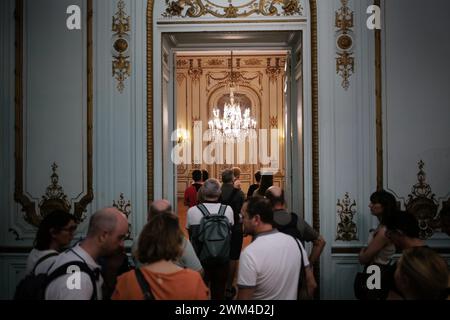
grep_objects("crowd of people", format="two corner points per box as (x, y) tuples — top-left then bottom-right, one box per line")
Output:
(16, 168), (449, 300)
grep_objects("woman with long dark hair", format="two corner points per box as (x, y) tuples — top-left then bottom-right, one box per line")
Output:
(355, 190), (397, 299)
(25, 210), (77, 275)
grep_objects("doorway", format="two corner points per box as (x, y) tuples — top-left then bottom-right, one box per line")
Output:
(158, 31), (305, 224)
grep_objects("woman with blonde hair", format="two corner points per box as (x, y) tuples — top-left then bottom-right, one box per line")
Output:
(395, 246), (449, 300)
(112, 213), (208, 300)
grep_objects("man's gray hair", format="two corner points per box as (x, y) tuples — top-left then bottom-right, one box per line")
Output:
(200, 178), (221, 201)
(221, 169), (234, 184)
(87, 208), (118, 236)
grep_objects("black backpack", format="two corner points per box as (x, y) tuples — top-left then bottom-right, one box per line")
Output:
(273, 212), (303, 241)
(195, 204), (232, 266)
(14, 255), (98, 300)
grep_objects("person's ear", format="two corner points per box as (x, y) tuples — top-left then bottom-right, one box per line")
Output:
(49, 228), (58, 238)
(99, 230), (109, 243)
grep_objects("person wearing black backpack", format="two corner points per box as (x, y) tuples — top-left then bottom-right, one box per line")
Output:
(14, 210), (78, 300)
(220, 169), (245, 300)
(265, 186), (326, 266)
(45, 207), (129, 300)
(187, 178), (235, 300)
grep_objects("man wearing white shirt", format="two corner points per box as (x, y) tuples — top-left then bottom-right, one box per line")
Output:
(45, 207), (128, 300)
(237, 197), (317, 300)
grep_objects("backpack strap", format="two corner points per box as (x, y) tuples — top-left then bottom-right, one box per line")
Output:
(32, 252), (59, 275)
(218, 204), (227, 216)
(197, 203), (210, 217)
(135, 268), (155, 300)
(46, 261), (99, 300)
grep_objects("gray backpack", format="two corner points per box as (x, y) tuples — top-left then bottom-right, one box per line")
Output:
(196, 204), (231, 266)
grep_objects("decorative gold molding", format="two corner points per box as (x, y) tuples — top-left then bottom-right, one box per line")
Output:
(244, 58), (261, 66)
(188, 59), (203, 82)
(162, 0), (303, 19)
(266, 57), (282, 82)
(405, 160), (439, 239)
(207, 58), (224, 66)
(176, 73), (185, 86)
(113, 193), (132, 240)
(335, 0), (354, 90)
(38, 163), (72, 219)
(157, 18), (307, 25)
(336, 192), (357, 241)
(269, 115), (278, 128)
(112, 0), (131, 93)
(374, 0), (383, 191)
(14, 0), (93, 227)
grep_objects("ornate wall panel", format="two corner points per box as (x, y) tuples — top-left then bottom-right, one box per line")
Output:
(381, 0), (450, 242)
(13, 0), (93, 238)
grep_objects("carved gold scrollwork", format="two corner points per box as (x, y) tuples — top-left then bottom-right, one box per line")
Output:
(38, 163), (72, 220)
(113, 193), (132, 239)
(244, 58), (261, 66)
(207, 59), (225, 66)
(335, 0), (354, 90)
(405, 160), (439, 239)
(336, 192), (358, 241)
(188, 59), (203, 82)
(112, 0), (131, 93)
(266, 57), (282, 82)
(269, 115), (278, 128)
(162, 0), (303, 19)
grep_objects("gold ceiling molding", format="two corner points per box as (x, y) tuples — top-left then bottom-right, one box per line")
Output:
(207, 58), (225, 66)
(177, 59), (189, 68)
(162, 0), (304, 19)
(335, 0), (354, 90)
(405, 160), (440, 240)
(112, 0), (131, 93)
(14, 0), (93, 227)
(244, 58), (261, 66)
(38, 163), (72, 219)
(113, 193), (132, 240)
(336, 192), (358, 241)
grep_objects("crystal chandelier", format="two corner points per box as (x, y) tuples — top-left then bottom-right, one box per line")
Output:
(208, 51), (257, 141)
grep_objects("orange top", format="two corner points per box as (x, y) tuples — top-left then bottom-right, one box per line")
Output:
(111, 268), (209, 300)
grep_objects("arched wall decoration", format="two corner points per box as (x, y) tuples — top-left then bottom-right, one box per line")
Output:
(147, 0), (319, 282)
(14, 0), (94, 227)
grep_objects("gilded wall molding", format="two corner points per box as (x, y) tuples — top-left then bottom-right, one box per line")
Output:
(38, 163), (72, 219)
(162, 0), (303, 19)
(188, 59), (203, 82)
(266, 57), (282, 82)
(335, 0), (354, 90)
(336, 192), (358, 241)
(113, 193), (132, 240)
(14, 0), (93, 227)
(405, 160), (439, 239)
(112, 0), (131, 93)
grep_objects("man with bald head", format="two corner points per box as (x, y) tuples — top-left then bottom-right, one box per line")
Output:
(45, 207), (129, 300)
(265, 186), (326, 266)
(134, 199), (203, 274)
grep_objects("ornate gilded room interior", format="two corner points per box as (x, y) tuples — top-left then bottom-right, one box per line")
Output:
(1, 0), (449, 302)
